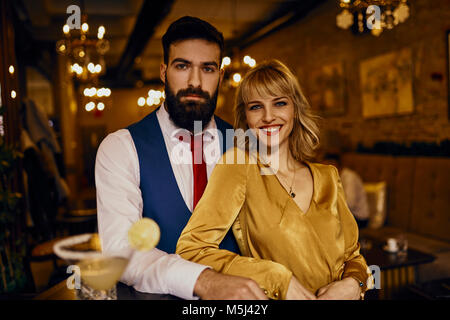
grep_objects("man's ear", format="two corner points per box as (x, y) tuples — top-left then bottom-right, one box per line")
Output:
(160, 63), (167, 84)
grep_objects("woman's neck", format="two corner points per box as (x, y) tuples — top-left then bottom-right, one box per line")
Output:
(266, 142), (297, 174)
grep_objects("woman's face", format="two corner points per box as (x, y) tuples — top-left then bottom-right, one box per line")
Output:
(244, 92), (294, 150)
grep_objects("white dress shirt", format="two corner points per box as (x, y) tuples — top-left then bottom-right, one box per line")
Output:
(95, 105), (223, 299)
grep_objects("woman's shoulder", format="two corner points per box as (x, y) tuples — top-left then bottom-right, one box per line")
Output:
(307, 161), (340, 183)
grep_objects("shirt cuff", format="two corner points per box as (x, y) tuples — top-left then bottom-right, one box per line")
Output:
(165, 257), (210, 300)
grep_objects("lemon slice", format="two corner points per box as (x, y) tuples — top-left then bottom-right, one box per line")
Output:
(89, 233), (102, 251)
(128, 218), (160, 251)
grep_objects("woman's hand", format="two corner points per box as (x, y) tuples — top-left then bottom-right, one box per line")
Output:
(316, 277), (361, 300)
(285, 276), (316, 300)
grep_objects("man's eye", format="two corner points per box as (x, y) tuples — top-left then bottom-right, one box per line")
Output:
(203, 66), (216, 72)
(175, 64), (187, 70)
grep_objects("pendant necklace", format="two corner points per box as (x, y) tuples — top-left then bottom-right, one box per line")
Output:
(288, 164), (296, 198)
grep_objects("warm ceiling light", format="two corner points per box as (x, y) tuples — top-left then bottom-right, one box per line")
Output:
(79, 50), (85, 58)
(63, 24), (70, 34)
(88, 63), (95, 73)
(104, 88), (111, 97)
(98, 26), (105, 34)
(85, 102), (96, 112)
(8, 65), (14, 74)
(243, 56), (251, 64)
(81, 23), (89, 33)
(94, 64), (102, 73)
(221, 57), (231, 69)
(232, 73), (241, 83)
(11, 90), (17, 99)
(248, 58), (256, 68)
(137, 97), (146, 107)
(97, 102), (105, 111)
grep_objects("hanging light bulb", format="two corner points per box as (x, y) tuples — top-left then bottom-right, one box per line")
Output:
(233, 73), (241, 83)
(97, 102), (105, 111)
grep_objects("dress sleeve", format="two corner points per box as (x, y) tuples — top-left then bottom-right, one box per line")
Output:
(333, 167), (371, 293)
(176, 149), (293, 300)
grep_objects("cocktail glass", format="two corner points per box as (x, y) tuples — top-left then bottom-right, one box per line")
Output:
(53, 234), (131, 300)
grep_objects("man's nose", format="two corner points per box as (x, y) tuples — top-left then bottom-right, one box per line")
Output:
(188, 67), (201, 88)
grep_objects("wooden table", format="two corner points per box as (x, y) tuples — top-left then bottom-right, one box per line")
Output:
(34, 281), (179, 300)
(361, 239), (436, 299)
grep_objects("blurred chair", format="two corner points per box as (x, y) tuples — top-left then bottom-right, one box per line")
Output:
(364, 181), (387, 229)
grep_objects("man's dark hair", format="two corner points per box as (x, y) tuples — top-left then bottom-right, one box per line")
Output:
(162, 16), (224, 64)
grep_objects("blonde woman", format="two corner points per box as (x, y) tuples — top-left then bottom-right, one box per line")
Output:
(176, 60), (370, 300)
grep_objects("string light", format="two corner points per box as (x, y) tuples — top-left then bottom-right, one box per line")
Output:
(138, 89), (165, 107)
(85, 102), (96, 111)
(138, 97), (146, 107)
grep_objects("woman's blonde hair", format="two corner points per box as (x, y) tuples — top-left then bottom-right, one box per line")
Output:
(234, 59), (320, 161)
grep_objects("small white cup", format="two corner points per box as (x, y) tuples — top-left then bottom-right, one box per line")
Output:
(387, 238), (399, 252)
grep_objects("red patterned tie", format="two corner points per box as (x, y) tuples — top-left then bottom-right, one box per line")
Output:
(191, 133), (207, 209)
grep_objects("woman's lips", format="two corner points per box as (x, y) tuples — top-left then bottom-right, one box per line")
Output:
(258, 125), (282, 136)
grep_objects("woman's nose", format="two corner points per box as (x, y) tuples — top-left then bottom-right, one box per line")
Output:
(262, 107), (275, 122)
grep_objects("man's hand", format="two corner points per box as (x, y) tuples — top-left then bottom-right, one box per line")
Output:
(193, 268), (268, 300)
(316, 277), (361, 300)
(285, 276), (316, 300)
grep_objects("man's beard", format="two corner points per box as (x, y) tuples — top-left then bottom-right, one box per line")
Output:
(164, 76), (219, 133)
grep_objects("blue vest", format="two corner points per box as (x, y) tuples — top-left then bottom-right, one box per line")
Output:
(127, 109), (239, 254)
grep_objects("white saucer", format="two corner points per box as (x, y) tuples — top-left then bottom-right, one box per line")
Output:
(382, 245), (399, 253)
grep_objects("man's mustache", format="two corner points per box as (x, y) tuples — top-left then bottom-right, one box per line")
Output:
(176, 87), (210, 100)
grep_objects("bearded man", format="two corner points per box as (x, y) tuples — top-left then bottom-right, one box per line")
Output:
(95, 16), (267, 300)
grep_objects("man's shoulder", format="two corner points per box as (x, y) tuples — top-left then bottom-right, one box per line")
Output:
(128, 109), (159, 130)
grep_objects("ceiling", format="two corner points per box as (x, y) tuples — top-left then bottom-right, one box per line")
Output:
(16, 0), (325, 87)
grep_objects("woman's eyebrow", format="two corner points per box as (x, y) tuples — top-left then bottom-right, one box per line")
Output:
(272, 96), (288, 101)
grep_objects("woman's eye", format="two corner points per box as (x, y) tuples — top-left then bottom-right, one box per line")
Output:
(275, 101), (287, 107)
(249, 105), (261, 110)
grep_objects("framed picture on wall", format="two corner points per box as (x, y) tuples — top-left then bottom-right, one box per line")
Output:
(359, 47), (414, 119)
(308, 62), (347, 117)
(447, 30), (450, 120)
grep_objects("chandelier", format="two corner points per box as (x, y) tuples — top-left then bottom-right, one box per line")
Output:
(56, 13), (111, 112)
(336, 0), (410, 36)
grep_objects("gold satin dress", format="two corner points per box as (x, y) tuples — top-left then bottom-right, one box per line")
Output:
(176, 148), (370, 300)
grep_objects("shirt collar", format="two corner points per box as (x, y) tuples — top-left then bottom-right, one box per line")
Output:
(157, 102), (217, 142)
